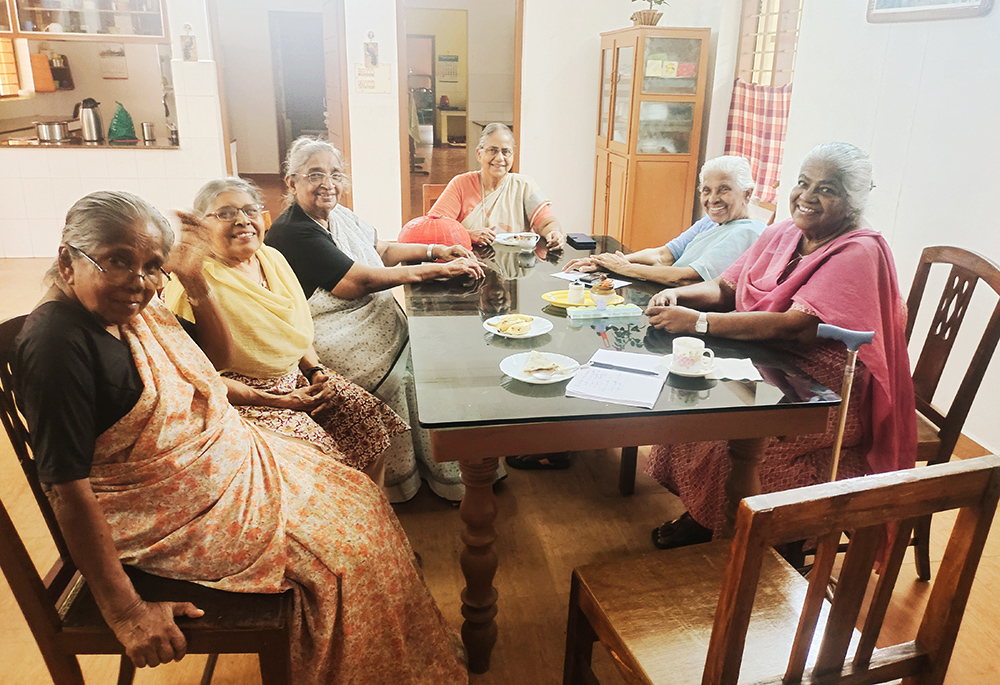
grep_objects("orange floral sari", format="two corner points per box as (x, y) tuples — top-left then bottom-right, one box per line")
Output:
(88, 299), (466, 684)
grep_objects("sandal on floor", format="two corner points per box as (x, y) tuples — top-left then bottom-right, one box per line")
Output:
(505, 453), (571, 470)
(651, 512), (713, 550)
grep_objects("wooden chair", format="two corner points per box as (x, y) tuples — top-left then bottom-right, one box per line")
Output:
(748, 199), (777, 225)
(422, 183), (447, 215)
(564, 455), (1000, 685)
(0, 315), (294, 685)
(906, 246), (1000, 581)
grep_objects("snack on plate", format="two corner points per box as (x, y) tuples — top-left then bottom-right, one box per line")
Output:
(522, 350), (560, 374)
(490, 313), (533, 335)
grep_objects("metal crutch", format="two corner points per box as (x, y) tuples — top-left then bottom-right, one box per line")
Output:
(816, 324), (875, 482)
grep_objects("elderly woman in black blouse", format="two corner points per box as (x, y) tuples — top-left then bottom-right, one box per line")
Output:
(265, 135), (500, 502)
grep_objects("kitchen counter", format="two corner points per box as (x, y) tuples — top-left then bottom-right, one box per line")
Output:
(2, 136), (180, 149)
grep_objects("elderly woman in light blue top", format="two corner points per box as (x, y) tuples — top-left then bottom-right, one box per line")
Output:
(564, 155), (765, 285)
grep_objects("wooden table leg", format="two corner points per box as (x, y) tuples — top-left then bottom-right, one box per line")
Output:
(458, 456), (500, 673)
(618, 446), (637, 496)
(723, 437), (767, 537)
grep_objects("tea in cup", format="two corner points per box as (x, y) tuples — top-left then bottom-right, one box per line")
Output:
(670, 337), (715, 374)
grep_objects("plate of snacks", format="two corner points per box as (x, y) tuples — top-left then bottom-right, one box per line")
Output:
(483, 313), (553, 338)
(494, 232), (539, 250)
(499, 350), (580, 384)
(542, 289), (625, 309)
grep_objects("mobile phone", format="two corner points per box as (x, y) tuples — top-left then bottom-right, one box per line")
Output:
(567, 233), (598, 250)
(576, 272), (606, 284)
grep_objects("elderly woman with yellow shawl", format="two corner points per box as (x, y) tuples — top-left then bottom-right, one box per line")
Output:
(429, 122), (566, 248)
(163, 177), (407, 485)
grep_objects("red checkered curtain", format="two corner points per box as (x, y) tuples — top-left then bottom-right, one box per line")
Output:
(724, 77), (793, 204)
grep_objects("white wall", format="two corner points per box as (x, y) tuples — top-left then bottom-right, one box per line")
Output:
(343, 0), (403, 235)
(518, 0), (726, 235)
(0, 0), (227, 258)
(214, 0), (322, 175)
(778, 0), (1000, 451)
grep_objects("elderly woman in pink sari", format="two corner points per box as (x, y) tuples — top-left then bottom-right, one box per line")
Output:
(429, 122), (565, 248)
(644, 142), (917, 550)
(13, 191), (467, 682)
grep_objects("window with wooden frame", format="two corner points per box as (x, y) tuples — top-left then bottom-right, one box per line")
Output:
(0, 38), (20, 97)
(736, 0), (803, 87)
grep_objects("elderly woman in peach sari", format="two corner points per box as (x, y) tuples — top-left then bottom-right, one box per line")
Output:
(429, 122), (565, 248)
(13, 191), (467, 682)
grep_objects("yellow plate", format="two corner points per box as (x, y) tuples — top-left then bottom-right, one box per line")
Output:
(541, 290), (625, 309)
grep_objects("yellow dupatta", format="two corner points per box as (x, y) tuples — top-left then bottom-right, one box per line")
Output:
(163, 245), (314, 378)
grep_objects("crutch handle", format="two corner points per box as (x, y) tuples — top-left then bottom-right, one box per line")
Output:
(817, 324), (874, 352)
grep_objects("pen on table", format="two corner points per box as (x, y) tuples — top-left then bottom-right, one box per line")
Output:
(586, 361), (661, 376)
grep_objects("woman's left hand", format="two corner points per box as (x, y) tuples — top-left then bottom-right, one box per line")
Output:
(306, 371), (338, 416)
(439, 245), (476, 261)
(646, 304), (700, 333)
(592, 251), (631, 274)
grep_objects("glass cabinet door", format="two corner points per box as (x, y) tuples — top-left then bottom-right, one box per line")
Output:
(641, 37), (701, 95)
(15, 0), (165, 37)
(612, 45), (633, 145)
(1, 2), (11, 32)
(598, 48), (613, 139)
(636, 101), (694, 154)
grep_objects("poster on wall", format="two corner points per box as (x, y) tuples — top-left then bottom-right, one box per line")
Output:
(867, 0), (994, 22)
(100, 44), (127, 79)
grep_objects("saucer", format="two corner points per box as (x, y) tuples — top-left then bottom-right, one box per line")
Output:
(668, 361), (718, 378)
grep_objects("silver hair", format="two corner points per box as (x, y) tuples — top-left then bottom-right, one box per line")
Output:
(282, 135), (351, 207)
(800, 142), (874, 221)
(477, 123), (515, 150)
(49, 190), (173, 282)
(699, 155), (756, 194)
(193, 176), (263, 216)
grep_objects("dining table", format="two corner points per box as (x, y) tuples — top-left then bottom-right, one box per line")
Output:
(402, 236), (840, 673)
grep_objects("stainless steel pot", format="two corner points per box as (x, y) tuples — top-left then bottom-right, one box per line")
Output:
(34, 120), (71, 142)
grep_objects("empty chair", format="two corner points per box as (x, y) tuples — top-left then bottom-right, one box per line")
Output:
(564, 455), (1000, 684)
(905, 246), (1000, 580)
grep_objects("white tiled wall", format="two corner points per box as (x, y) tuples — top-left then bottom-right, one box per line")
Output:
(0, 59), (227, 258)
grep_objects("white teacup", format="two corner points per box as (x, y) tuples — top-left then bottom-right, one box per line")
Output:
(671, 337), (715, 374)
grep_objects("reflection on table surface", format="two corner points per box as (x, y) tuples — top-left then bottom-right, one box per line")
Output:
(403, 236), (838, 429)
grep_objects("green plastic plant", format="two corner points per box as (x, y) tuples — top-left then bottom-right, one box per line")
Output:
(633, 0), (669, 9)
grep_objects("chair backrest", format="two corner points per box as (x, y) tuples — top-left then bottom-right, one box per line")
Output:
(747, 199), (777, 225)
(0, 315), (81, 656)
(704, 455), (1000, 685)
(905, 246), (1000, 463)
(422, 183), (447, 215)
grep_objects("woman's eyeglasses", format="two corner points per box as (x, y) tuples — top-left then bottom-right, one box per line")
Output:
(480, 146), (513, 158)
(205, 204), (263, 222)
(294, 172), (347, 186)
(69, 245), (170, 288)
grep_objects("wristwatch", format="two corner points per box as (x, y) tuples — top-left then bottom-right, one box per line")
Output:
(695, 312), (709, 335)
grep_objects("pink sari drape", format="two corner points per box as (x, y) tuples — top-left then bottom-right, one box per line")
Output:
(721, 219), (917, 476)
(87, 299), (466, 684)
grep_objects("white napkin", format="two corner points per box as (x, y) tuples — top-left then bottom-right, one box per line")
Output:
(665, 355), (763, 381)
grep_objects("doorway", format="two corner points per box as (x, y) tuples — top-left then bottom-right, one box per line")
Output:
(269, 11), (326, 168)
(400, 1), (521, 221)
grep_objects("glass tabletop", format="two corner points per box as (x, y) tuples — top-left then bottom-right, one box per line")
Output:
(403, 237), (838, 429)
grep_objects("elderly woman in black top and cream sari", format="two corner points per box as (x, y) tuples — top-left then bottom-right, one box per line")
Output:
(265, 136), (500, 502)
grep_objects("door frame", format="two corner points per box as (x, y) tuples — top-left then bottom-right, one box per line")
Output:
(397, 0), (524, 220)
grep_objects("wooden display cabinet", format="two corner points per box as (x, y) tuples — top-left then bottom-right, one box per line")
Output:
(593, 26), (710, 250)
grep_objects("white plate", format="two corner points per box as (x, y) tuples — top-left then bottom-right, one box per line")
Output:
(500, 352), (580, 384)
(483, 315), (553, 339)
(668, 361), (719, 378)
(494, 232), (538, 250)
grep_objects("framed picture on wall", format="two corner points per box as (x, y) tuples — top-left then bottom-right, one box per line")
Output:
(867, 0), (994, 23)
